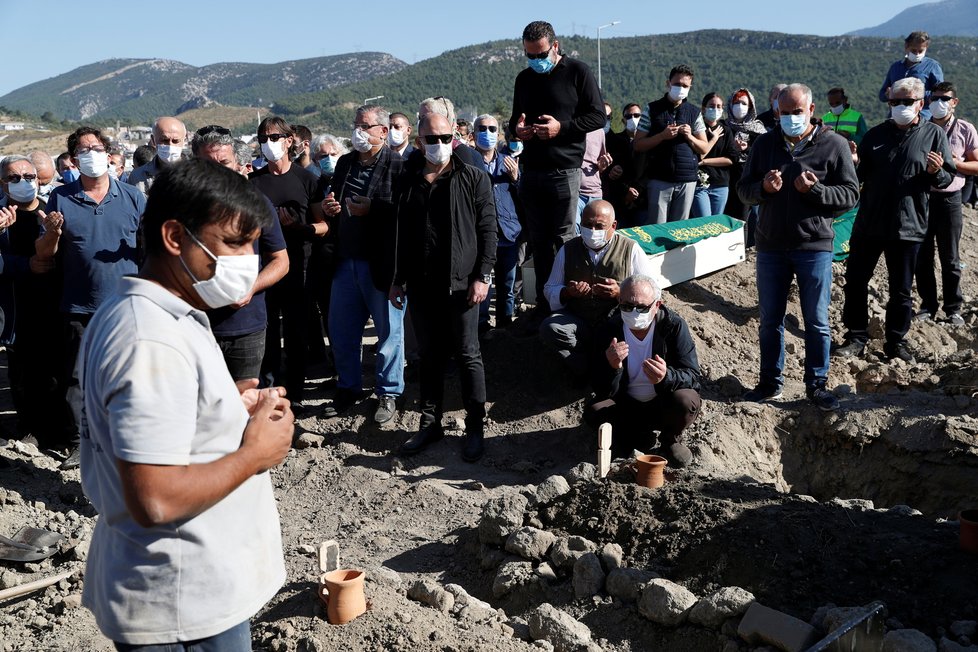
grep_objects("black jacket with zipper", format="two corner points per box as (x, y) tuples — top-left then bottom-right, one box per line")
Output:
(737, 122), (859, 252)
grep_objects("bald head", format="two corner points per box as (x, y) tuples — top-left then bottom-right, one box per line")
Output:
(581, 199), (616, 231)
(28, 151), (56, 185)
(152, 117), (187, 147)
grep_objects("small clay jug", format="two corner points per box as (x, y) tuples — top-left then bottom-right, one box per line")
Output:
(319, 569), (366, 625)
(632, 454), (668, 489)
(959, 510), (978, 555)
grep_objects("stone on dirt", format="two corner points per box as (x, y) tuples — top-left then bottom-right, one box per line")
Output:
(479, 494), (529, 545)
(738, 602), (819, 652)
(882, 629), (937, 652)
(505, 526), (557, 561)
(606, 567), (659, 602)
(689, 586), (756, 628)
(638, 578), (698, 626)
(493, 560), (536, 598)
(527, 603), (594, 652)
(599, 542), (624, 571)
(293, 433), (324, 449)
(444, 584), (496, 622)
(550, 535), (598, 569)
(564, 463), (598, 484)
(406, 579), (454, 613)
(572, 552), (605, 599)
(951, 623), (978, 640)
(533, 475), (571, 505)
(938, 638), (978, 652)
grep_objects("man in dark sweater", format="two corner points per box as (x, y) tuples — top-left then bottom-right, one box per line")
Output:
(837, 76), (955, 363)
(737, 84), (859, 411)
(509, 20), (605, 323)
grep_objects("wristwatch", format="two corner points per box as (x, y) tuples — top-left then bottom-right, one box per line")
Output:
(480, 274), (492, 284)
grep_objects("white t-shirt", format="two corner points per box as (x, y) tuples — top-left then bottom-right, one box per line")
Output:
(624, 323), (657, 402)
(78, 277), (285, 645)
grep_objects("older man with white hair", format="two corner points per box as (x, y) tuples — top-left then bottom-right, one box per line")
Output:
(586, 274), (701, 466)
(128, 116), (188, 195)
(837, 76), (956, 363)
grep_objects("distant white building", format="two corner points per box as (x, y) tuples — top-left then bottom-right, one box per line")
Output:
(0, 122), (25, 131)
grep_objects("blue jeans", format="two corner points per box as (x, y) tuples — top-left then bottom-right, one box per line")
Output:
(479, 242), (520, 325)
(114, 620), (250, 651)
(646, 180), (696, 224)
(690, 186), (729, 218)
(756, 250), (833, 389)
(328, 257), (404, 396)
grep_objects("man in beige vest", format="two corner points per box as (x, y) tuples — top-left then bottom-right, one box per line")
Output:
(540, 199), (652, 382)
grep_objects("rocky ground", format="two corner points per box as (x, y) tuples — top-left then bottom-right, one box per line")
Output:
(1, 206), (977, 652)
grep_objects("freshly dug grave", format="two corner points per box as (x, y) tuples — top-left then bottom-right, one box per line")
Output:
(1, 207), (977, 651)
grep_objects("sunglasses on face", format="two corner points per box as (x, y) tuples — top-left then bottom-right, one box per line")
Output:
(476, 125), (498, 133)
(887, 98), (920, 107)
(525, 45), (553, 60)
(4, 173), (37, 183)
(620, 303), (653, 313)
(423, 134), (453, 145)
(196, 124), (231, 137)
(624, 112), (642, 119)
(257, 133), (289, 143)
(930, 96), (953, 103)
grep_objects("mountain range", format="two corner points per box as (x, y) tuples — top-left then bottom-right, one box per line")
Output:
(849, 0), (978, 37)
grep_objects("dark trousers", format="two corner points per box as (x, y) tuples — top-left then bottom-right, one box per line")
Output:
(409, 288), (486, 426)
(519, 168), (582, 307)
(261, 248), (307, 400)
(915, 190), (963, 317)
(216, 329), (266, 382)
(305, 252), (334, 364)
(585, 389), (701, 457)
(61, 313), (93, 443)
(843, 235), (920, 345)
(7, 338), (72, 448)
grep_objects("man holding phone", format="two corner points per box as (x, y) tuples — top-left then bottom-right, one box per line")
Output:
(509, 20), (605, 329)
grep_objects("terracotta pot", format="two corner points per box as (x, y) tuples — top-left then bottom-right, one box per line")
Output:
(632, 454), (668, 489)
(959, 510), (978, 555)
(319, 569), (366, 624)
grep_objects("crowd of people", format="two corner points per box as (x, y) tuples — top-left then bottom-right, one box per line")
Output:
(0, 20), (976, 650)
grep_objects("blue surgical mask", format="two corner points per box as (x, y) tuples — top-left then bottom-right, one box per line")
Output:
(476, 130), (498, 151)
(319, 155), (337, 175)
(704, 107), (723, 122)
(61, 168), (80, 184)
(508, 140), (523, 157)
(780, 114), (809, 137)
(528, 56), (555, 74)
(603, 120), (611, 134)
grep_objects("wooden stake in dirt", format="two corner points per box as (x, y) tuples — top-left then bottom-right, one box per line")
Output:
(0, 570), (73, 603)
(598, 423), (612, 478)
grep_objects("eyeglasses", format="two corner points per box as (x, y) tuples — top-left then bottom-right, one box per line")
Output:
(887, 98), (920, 107)
(525, 45), (553, 60)
(476, 125), (498, 133)
(257, 133), (290, 143)
(4, 173), (37, 183)
(197, 125), (231, 137)
(353, 123), (382, 131)
(624, 112), (642, 119)
(75, 146), (107, 155)
(930, 96), (953, 103)
(620, 303), (654, 313)
(423, 134), (453, 145)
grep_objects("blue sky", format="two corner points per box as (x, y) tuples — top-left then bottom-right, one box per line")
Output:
(0, 0), (927, 97)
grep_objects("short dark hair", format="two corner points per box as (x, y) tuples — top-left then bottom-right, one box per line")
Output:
(668, 64), (695, 82)
(700, 92), (721, 108)
(142, 159), (271, 257)
(622, 103), (641, 117)
(827, 87), (846, 98)
(933, 81), (956, 96)
(133, 145), (156, 167)
(257, 116), (294, 138)
(55, 152), (72, 170)
(906, 31), (930, 46)
(390, 112), (410, 124)
(66, 126), (110, 156)
(522, 21), (556, 44)
(293, 125), (312, 142)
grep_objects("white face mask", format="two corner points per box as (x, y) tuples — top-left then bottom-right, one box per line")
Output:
(830, 104), (845, 116)
(387, 128), (406, 147)
(77, 150), (109, 178)
(352, 128), (375, 153)
(424, 142), (452, 165)
(261, 139), (286, 162)
(891, 104), (919, 126)
(621, 307), (654, 331)
(929, 99), (951, 120)
(580, 226), (608, 250)
(626, 116), (641, 132)
(6, 179), (38, 203)
(731, 103), (749, 120)
(156, 143), (183, 163)
(180, 230), (259, 309)
(669, 85), (689, 103)
(906, 49), (926, 64)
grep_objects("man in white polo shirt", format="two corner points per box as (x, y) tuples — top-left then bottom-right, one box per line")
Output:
(77, 159), (294, 650)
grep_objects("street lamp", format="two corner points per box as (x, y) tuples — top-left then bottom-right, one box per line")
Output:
(597, 21), (620, 89)
(364, 95), (384, 105)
